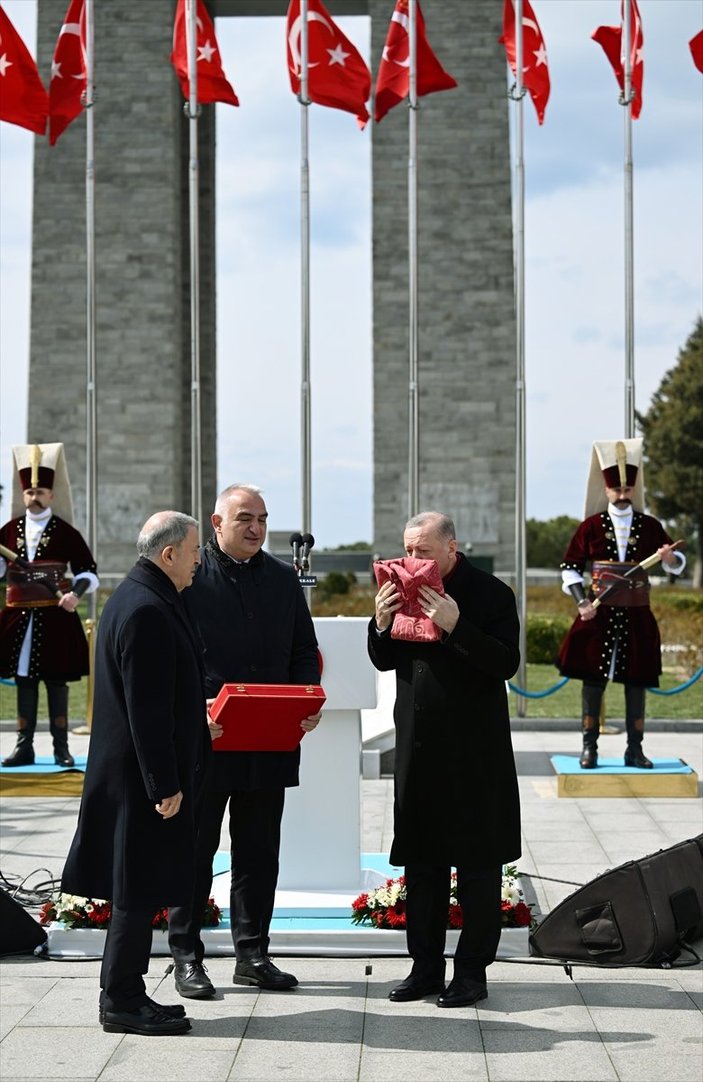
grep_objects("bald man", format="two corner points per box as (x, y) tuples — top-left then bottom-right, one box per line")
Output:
(62, 512), (211, 1036)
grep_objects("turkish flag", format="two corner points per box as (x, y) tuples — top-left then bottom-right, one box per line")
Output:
(499, 0), (550, 125)
(689, 30), (703, 73)
(286, 0), (371, 129)
(374, 0), (457, 123)
(48, 0), (86, 146)
(592, 0), (644, 119)
(171, 0), (238, 106)
(0, 6), (49, 135)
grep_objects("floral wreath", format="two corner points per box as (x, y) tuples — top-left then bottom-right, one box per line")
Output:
(351, 865), (534, 930)
(39, 894), (221, 931)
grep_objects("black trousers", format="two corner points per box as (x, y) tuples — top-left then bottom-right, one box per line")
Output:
(100, 905), (153, 1011)
(169, 784), (285, 963)
(404, 863), (502, 982)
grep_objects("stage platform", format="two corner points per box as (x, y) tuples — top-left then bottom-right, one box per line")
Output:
(550, 754), (699, 798)
(0, 756), (87, 797)
(44, 851), (531, 960)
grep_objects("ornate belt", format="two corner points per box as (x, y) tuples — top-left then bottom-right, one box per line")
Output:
(591, 561), (650, 607)
(6, 560), (69, 607)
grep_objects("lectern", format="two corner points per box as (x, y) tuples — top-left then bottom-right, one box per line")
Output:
(278, 617), (377, 892)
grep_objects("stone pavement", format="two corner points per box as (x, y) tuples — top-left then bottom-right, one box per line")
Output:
(1, 727), (702, 1082)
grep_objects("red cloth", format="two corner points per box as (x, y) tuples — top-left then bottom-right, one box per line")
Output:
(171, 0), (239, 107)
(0, 6), (49, 135)
(48, 0), (86, 146)
(373, 557), (445, 642)
(374, 0), (457, 123)
(286, 0), (371, 128)
(499, 0), (550, 125)
(592, 0), (644, 119)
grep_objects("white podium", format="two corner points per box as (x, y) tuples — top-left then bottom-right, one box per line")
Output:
(278, 617), (377, 892)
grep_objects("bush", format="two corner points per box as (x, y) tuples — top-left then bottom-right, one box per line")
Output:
(318, 571), (351, 599)
(526, 614), (571, 664)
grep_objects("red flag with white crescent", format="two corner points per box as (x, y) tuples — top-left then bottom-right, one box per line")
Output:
(499, 0), (550, 125)
(171, 0), (239, 106)
(374, 0), (457, 124)
(48, 0), (87, 145)
(0, 6), (49, 135)
(286, 0), (371, 129)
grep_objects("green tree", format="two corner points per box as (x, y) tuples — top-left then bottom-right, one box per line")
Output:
(636, 316), (703, 586)
(526, 516), (580, 568)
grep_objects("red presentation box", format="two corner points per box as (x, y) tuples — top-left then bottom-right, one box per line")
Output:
(209, 683), (326, 752)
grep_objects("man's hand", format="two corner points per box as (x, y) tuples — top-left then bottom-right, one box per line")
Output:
(577, 600), (597, 622)
(156, 791), (183, 818)
(658, 543), (681, 571)
(58, 592), (80, 613)
(374, 581), (402, 631)
(301, 711), (321, 733)
(206, 699), (223, 740)
(418, 585), (459, 634)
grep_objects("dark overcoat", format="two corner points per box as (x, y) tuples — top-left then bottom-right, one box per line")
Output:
(368, 554), (521, 868)
(183, 538), (320, 790)
(62, 559), (210, 910)
(0, 514), (96, 680)
(557, 511), (673, 686)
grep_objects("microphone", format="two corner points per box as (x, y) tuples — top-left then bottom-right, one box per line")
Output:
(289, 532), (303, 571)
(301, 533), (315, 571)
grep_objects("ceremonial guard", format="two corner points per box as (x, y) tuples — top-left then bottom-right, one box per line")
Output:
(557, 439), (685, 769)
(0, 444), (98, 767)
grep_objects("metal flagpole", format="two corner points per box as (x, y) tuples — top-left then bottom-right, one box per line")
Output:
(187, 0), (203, 539)
(622, 1), (635, 438)
(81, 0), (97, 732)
(511, 0), (527, 717)
(407, 0), (419, 518)
(300, 1), (313, 574)
(84, 0), (97, 618)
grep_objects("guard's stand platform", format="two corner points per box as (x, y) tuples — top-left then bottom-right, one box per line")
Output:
(0, 757), (87, 797)
(551, 755), (698, 797)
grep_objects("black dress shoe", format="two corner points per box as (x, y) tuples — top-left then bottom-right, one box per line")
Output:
(99, 997), (186, 1024)
(233, 957), (298, 990)
(624, 747), (653, 769)
(102, 1002), (191, 1035)
(579, 747), (598, 769)
(174, 961), (216, 999)
(54, 751), (75, 767)
(388, 974), (446, 1002)
(1, 745), (35, 767)
(437, 978), (488, 1008)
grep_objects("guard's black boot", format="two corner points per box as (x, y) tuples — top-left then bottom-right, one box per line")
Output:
(579, 719), (599, 769)
(2, 727), (36, 767)
(3, 680), (38, 767)
(48, 682), (74, 767)
(624, 684), (652, 768)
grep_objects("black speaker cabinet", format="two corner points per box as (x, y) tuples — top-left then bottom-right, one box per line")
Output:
(530, 835), (703, 967)
(0, 887), (48, 956)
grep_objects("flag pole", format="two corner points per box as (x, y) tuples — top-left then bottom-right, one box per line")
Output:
(186, 0), (203, 540)
(622, 2), (635, 438)
(84, 0), (97, 622)
(511, 0), (528, 717)
(300, 0), (313, 586)
(407, 0), (419, 519)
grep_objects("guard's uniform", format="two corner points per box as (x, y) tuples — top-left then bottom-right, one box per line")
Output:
(557, 438), (685, 770)
(0, 443), (98, 767)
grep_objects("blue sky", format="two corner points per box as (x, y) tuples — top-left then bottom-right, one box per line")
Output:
(1, 1), (701, 547)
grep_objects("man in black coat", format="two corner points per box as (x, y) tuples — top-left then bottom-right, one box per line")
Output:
(368, 511), (521, 1008)
(62, 511), (210, 1036)
(167, 484), (321, 998)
